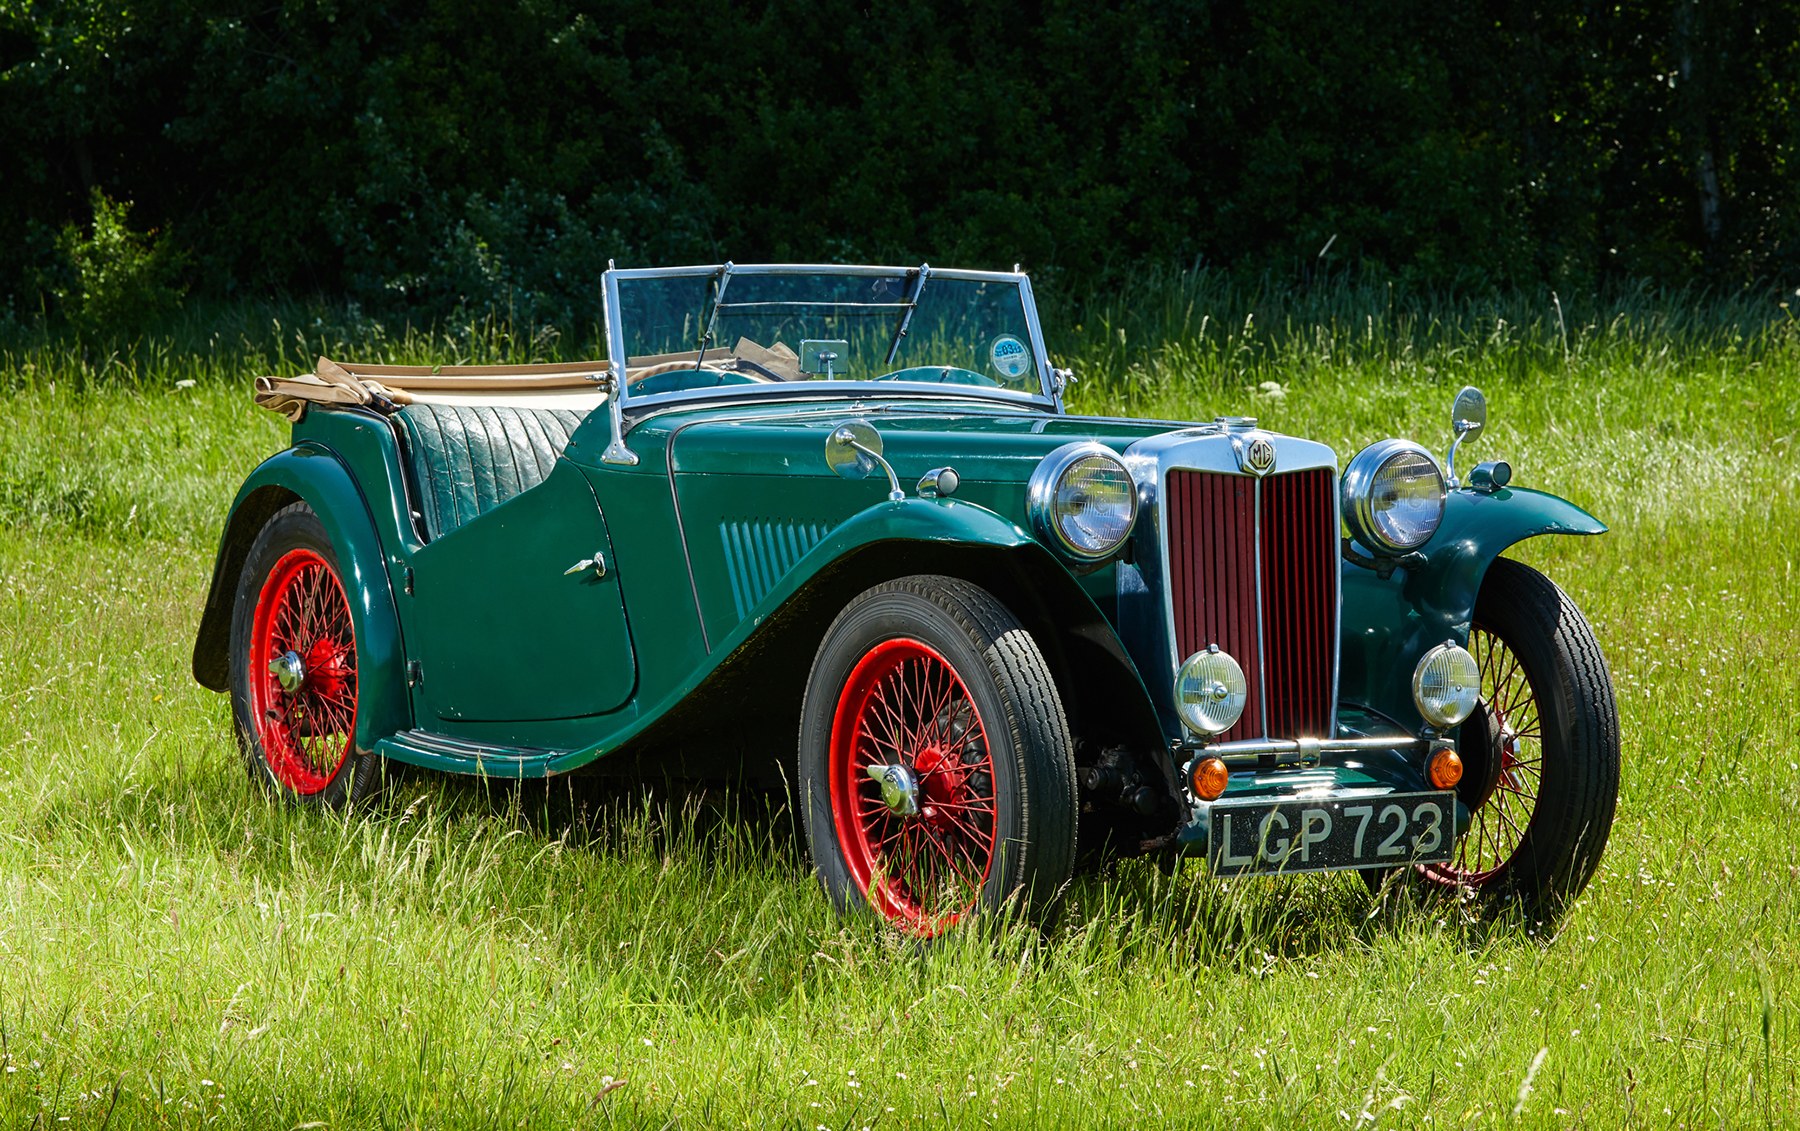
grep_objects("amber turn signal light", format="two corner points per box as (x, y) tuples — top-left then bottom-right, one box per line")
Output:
(1189, 756), (1229, 801)
(1427, 747), (1464, 789)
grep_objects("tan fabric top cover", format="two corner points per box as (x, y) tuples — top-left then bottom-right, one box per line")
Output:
(253, 357), (611, 422)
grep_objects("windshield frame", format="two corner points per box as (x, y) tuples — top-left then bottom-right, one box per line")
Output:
(600, 263), (1060, 413)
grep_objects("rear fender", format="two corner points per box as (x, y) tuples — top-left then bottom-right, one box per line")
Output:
(190, 444), (411, 748)
(1339, 486), (1606, 728)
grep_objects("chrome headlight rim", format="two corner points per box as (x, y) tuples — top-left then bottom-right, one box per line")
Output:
(1341, 438), (1447, 553)
(1412, 641), (1481, 728)
(1026, 441), (1139, 564)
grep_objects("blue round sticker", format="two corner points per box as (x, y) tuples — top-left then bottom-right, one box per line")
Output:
(989, 335), (1030, 379)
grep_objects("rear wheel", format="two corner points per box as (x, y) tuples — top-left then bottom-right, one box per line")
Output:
(799, 576), (1078, 936)
(228, 502), (382, 806)
(1412, 557), (1620, 919)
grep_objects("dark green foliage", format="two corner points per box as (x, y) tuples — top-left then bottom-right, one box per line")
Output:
(2, 0), (1796, 324)
(46, 190), (188, 333)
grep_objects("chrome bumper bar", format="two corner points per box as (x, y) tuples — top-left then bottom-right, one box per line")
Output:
(1182, 733), (1431, 768)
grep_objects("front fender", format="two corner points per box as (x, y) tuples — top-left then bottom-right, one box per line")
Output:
(1339, 486), (1606, 729)
(190, 444), (411, 749)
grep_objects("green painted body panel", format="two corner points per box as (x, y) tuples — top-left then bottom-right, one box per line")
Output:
(409, 459), (635, 727)
(647, 404), (1160, 649)
(531, 495), (1070, 775)
(1337, 485), (1607, 730)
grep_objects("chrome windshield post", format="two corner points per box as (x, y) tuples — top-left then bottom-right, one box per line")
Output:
(599, 267), (640, 466)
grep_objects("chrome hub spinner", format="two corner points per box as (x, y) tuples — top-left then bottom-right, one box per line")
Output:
(269, 650), (306, 694)
(865, 762), (921, 817)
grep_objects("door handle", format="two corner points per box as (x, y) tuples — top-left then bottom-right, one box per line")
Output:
(563, 551), (607, 578)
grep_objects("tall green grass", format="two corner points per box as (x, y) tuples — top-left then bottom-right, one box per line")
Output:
(1, 274), (1797, 1127)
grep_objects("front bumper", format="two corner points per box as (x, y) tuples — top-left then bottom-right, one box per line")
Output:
(1171, 723), (1473, 860)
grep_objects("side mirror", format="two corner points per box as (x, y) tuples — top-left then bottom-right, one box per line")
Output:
(826, 419), (904, 501)
(825, 419), (883, 480)
(1446, 385), (1487, 487)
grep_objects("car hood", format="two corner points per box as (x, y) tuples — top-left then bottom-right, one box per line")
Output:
(639, 399), (1187, 481)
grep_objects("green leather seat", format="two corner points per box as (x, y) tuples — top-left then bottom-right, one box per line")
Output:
(397, 404), (589, 540)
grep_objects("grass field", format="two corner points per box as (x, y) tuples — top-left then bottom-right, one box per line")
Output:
(1, 279), (1797, 1127)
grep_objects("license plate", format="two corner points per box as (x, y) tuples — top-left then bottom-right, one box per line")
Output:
(1206, 792), (1455, 876)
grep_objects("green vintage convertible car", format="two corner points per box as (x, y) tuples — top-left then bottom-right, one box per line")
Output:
(193, 263), (1620, 934)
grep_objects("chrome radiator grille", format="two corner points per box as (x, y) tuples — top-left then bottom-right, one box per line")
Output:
(1165, 467), (1338, 742)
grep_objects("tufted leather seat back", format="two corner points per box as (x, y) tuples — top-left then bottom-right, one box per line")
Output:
(396, 403), (590, 540)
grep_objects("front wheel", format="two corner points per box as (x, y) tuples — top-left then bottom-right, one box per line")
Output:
(798, 575), (1078, 936)
(1413, 557), (1621, 919)
(228, 501), (383, 806)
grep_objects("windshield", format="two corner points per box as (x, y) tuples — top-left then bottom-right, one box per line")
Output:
(607, 266), (1045, 400)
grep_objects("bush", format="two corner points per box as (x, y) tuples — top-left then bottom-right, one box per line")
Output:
(51, 191), (187, 335)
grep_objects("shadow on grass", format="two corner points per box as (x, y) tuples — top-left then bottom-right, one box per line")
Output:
(29, 744), (1548, 988)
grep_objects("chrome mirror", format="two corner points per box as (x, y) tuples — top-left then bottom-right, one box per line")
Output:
(1451, 385), (1487, 444)
(826, 419), (904, 501)
(1446, 385), (1487, 487)
(825, 419), (882, 479)
(801, 338), (851, 379)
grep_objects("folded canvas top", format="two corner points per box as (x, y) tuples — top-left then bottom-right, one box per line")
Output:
(254, 357), (613, 421)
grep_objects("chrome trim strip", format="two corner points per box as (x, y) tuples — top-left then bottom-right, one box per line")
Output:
(1188, 734), (1425, 752)
(1252, 476), (1269, 736)
(1330, 466), (1343, 740)
(600, 270), (638, 465)
(616, 380), (1051, 417)
(1017, 271), (1058, 413)
(617, 394), (1044, 435)
(1187, 735), (1429, 758)
(663, 421), (712, 652)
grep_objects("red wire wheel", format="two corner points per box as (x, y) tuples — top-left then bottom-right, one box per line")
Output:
(1407, 558), (1620, 919)
(246, 547), (358, 795)
(799, 576), (1078, 936)
(1420, 622), (1539, 884)
(828, 637), (998, 935)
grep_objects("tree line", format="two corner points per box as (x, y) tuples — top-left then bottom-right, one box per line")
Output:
(2, 0), (1794, 327)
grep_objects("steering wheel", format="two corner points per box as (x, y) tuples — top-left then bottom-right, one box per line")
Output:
(870, 366), (1000, 387)
(622, 363), (777, 396)
(627, 360), (759, 386)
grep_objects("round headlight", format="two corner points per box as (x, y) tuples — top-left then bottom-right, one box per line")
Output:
(1027, 442), (1138, 563)
(1175, 647), (1248, 736)
(1341, 439), (1446, 552)
(1413, 641), (1480, 727)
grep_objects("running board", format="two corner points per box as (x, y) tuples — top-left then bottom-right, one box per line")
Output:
(377, 729), (567, 777)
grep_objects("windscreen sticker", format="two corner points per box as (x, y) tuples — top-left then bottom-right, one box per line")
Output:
(989, 335), (1031, 379)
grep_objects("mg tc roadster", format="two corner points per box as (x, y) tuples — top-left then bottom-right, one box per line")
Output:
(193, 263), (1620, 935)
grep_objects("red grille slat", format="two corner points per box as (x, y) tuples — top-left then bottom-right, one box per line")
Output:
(1167, 467), (1337, 742)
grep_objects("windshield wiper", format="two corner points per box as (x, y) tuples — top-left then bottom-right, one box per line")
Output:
(693, 261), (735, 370)
(883, 263), (931, 366)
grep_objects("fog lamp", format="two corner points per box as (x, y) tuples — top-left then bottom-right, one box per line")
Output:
(1427, 746), (1464, 789)
(1412, 641), (1481, 728)
(1175, 647), (1248, 736)
(1189, 756), (1229, 801)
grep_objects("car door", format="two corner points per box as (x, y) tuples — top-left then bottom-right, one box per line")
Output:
(407, 459), (636, 722)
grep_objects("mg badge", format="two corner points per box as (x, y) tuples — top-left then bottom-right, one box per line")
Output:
(1235, 433), (1277, 476)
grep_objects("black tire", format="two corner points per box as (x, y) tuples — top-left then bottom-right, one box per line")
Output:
(1409, 557), (1620, 919)
(228, 501), (383, 807)
(798, 575), (1078, 934)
